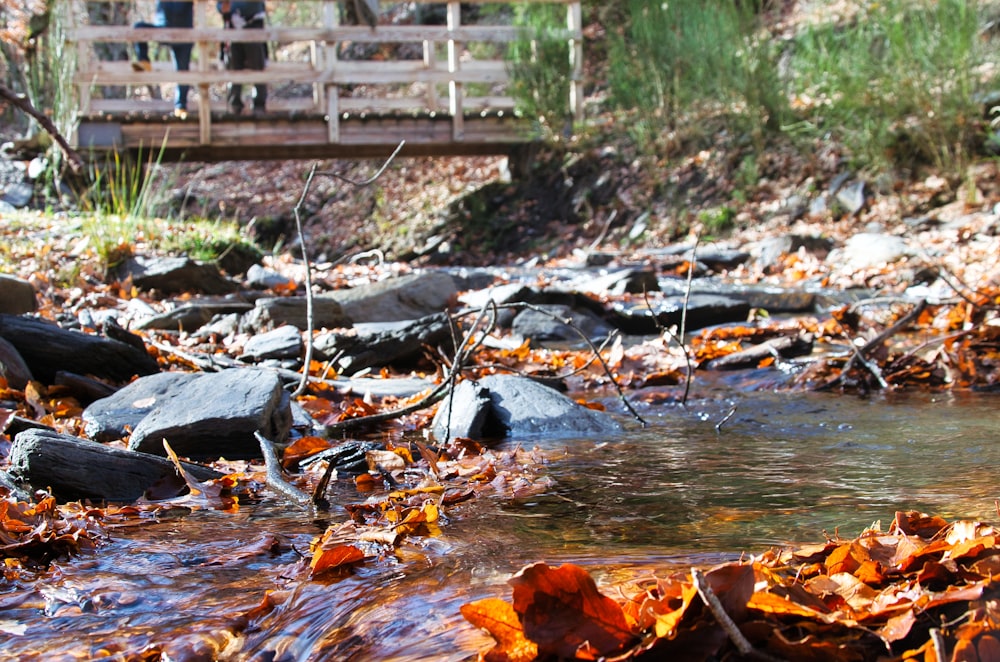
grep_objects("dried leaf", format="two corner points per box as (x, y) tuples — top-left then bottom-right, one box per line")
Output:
(509, 562), (635, 659)
(310, 543), (366, 577)
(461, 598), (538, 662)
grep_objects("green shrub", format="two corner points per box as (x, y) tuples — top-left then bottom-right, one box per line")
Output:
(791, 0), (993, 174)
(607, 0), (787, 153)
(507, 4), (572, 135)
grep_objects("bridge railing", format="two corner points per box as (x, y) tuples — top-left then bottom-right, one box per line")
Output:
(66, 0), (582, 146)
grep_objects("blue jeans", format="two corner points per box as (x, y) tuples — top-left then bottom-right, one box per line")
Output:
(134, 21), (193, 111)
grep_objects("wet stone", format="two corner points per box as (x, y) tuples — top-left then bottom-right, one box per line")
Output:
(432, 374), (621, 441)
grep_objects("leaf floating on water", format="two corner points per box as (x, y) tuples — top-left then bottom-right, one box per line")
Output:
(309, 543), (366, 577)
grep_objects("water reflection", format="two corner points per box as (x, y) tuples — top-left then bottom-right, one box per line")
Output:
(4, 388), (999, 659)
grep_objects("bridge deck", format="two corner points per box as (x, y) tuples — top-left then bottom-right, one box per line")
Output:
(67, 0), (582, 161)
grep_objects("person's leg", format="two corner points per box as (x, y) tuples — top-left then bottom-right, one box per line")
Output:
(226, 42), (247, 113)
(247, 38), (267, 112)
(170, 42), (193, 111)
(132, 21), (153, 69)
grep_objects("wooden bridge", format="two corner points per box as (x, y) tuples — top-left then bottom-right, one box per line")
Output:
(67, 0), (582, 162)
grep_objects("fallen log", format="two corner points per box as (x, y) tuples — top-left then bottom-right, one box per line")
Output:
(7, 429), (221, 502)
(0, 314), (160, 384)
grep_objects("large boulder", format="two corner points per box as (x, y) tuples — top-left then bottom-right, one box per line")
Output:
(83, 369), (291, 459)
(432, 374), (621, 441)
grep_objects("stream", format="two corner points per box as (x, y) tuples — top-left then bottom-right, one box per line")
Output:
(1, 380), (998, 661)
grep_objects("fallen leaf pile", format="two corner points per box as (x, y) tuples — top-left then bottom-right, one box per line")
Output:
(0, 492), (103, 569)
(463, 510), (1000, 661)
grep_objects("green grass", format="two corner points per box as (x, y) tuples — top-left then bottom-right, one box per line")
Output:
(603, 0), (998, 178)
(791, 0), (990, 174)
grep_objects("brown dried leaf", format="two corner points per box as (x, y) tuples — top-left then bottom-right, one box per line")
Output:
(509, 562), (636, 660)
(461, 598), (538, 662)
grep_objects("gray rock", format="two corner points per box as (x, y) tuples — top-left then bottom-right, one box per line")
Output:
(125, 369), (292, 459)
(432, 374), (621, 441)
(246, 264), (296, 290)
(83, 369), (290, 459)
(83, 371), (199, 442)
(0, 274), (36, 314)
(313, 312), (453, 376)
(568, 269), (660, 296)
(193, 312), (242, 339)
(0, 313), (159, 384)
(241, 325), (302, 361)
(137, 301), (253, 332)
(754, 235), (834, 272)
(118, 256), (237, 295)
(8, 428), (221, 502)
(241, 296), (351, 333)
(609, 294), (751, 334)
(2, 182), (33, 208)
(511, 304), (614, 345)
(836, 180), (867, 215)
(319, 271), (457, 323)
(0, 336), (32, 389)
(834, 233), (910, 270)
(431, 380), (494, 439)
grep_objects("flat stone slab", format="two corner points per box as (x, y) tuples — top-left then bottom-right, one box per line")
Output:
(0, 313), (160, 384)
(319, 271), (457, 323)
(118, 256), (237, 295)
(241, 296), (351, 333)
(84, 369), (291, 459)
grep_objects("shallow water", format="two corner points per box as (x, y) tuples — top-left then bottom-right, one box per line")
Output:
(2, 384), (998, 660)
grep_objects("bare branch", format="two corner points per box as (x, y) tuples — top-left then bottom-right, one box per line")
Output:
(0, 82), (83, 172)
(290, 141), (405, 397)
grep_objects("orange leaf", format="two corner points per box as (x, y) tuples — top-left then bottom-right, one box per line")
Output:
(461, 598), (538, 662)
(509, 562), (636, 659)
(281, 435), (333, 469)
(310, 544), (366, 577)
(641, 579), (699, 638)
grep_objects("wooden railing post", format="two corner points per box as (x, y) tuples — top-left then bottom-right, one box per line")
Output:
(323, 0), (340, 143)
(447, 1), (463, 141)
(195, 0), (212, 144)
(567, 0), (583, 124)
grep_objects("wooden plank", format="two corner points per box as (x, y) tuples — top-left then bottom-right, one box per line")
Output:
(68, 25), (555, 44)
(75, 60), (509, 86)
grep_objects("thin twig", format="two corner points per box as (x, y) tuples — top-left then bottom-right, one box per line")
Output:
(691, 568), (753, 656)
(814, 299), (927, 391)
(692, 568), (785, 662)
(0, 82), (83, 172)
(715, 406), (737, 434)
(641, 288), (695, 405)
(254, 431), (313, 509)
(929, 628), (947, 662)
(290, 141), (405, 397)
(679, 238), (699, 405)
(291, 162), (319, 397)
